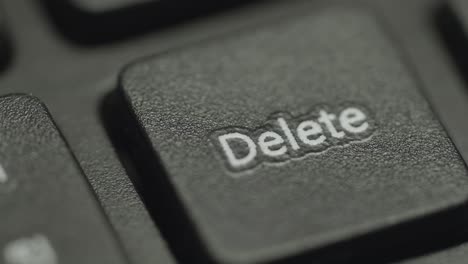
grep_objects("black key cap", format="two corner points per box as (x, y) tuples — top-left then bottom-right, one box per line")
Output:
(116, 8), (468, 263)
(0, 95), (127, 264)
(43, 0), (251, 44)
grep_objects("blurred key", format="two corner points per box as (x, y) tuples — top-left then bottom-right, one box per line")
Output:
(43, 0), (252, 44)
(0, 95), (127, 264)
(115, 7), (468, 263)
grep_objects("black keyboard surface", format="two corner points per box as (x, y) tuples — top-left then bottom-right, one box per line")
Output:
(3, 0), (468, 263)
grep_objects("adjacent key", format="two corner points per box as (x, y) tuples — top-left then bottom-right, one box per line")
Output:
(0, 95), (127, 264)
(116, 7), (468, 263)
(44, 0), (251, 44)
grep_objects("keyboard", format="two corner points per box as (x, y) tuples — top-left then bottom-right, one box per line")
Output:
(3, 0), (468, 263)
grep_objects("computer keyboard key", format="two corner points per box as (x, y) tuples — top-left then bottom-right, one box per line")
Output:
(117, 7), (468, 263)
(0, 95), (128, 264)
(44, 0), (251, 44)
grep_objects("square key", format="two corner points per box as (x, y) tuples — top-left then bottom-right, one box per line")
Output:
(119, 7), (468, 263)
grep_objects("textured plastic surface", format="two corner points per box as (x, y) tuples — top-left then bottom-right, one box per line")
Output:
(0, 95), (128, 264)
(120, 8), (468, 263)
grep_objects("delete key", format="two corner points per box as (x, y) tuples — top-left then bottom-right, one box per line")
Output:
(115, 7), (468, 264)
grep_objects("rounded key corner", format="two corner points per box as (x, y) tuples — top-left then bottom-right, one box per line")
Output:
(0, 93), (43, 103)
(0, 94), (57, 125)
(118, 59), (146, 88)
